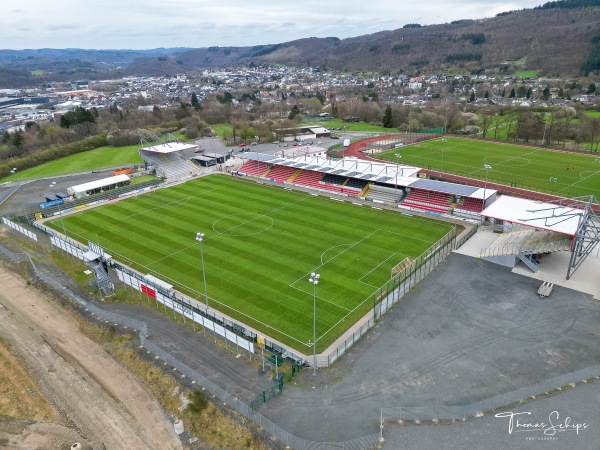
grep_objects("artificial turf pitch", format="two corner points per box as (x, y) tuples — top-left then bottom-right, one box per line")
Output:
(48, 174), (453, 352)
(376, 137), (600, 199)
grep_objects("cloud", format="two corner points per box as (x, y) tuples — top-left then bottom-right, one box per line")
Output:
(44, 24), (79, 31)
(0, 0), (543, 49)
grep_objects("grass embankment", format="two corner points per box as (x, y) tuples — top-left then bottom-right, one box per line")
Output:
(2, 143), (143, 182)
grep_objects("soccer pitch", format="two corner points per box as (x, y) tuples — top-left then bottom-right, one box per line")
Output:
(376, 137), (600, 199)
(47, 175), (453, 352)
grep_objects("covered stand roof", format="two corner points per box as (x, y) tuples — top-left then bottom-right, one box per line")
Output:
(481, 195), (583, 236)
(68, 174), (130, 195)
(241, 152), (421, 184)
(240, 153), (496, 199)
(139, 141), (197, 154)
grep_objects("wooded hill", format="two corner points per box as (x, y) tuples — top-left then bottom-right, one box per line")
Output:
(4, 0), (600, 87)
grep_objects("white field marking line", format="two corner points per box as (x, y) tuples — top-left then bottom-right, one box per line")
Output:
(556, 169), (600, 193)
(287, 284), (353, 313)
(316, 282), (386, 345)
(357, 252), (400, 287)
(94, 185), (219, 221)
(289, 229), (382, 288)
(211, 213), (275, 237)
(465, 147), (545, 177)
(321, 243), (352, 265)
(147, 196), (308, 267)
(207, 197), (308, 241)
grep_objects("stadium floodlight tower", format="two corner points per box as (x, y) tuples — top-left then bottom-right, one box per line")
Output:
(196, 232), (209, 310)
(483, 164), (492, 209)
(308, 272), (320, 376)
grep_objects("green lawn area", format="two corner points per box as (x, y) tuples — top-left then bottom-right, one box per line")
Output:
(46, 174), (452, 352)
(211, 124), (233, 139)
(514, 70), (539, 78)
(2, 144), (143, 182)
(585, 111), (600, 118)
(309, 118), (393, 133)
(376, 137), (600, 198)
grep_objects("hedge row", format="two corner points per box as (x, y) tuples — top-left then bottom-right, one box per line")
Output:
(0, 133), (108, 179)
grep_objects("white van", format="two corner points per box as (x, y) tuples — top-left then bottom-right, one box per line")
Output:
(394, 143), (404, 148)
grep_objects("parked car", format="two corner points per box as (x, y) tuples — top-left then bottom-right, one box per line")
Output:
(239, 143), (247, 147)
(250, 141), (258, 146)
(331, 136), (340, 140)
(272, 141), (279, 144)
(194, 147), (205, 153)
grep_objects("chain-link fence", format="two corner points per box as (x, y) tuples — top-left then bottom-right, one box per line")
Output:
(326, 228), (462, 366)
(0, 243), (380, 450)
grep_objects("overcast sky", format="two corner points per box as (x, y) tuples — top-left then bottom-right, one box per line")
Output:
(3, 1), (544, 50)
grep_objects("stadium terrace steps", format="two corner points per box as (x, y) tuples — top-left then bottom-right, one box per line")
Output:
(287, 169), (302, 182)
(266, 165), (298, 183)
(480, 230), (571, 258)
(456, 197), (484, 213)
(238, 160), (270, 177)
(367, 184), (403, 204)
(141, 151), (201, 180)
(401, 188), (453, 213)
(293, 170), (324, 189)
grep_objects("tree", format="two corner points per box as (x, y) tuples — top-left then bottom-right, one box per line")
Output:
(191, 92), (201, 110)
(587, 83), (597, 94)
(480, 110), (495, 138)
(584, 116), (600, 151)
(509, 88), (516, 98)
(59, 106), (96, 129)
(382, 105), (393, 128)
(288, 104), (300, 120)
(542, 86), (551, 100)
(11, 130), (24, 148)
(469, 91), (475, 102)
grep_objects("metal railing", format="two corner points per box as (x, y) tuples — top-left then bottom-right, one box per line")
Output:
(0, 243), (380, 450)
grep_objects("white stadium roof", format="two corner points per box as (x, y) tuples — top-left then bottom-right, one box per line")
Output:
(68, 174), (130, 195)
(139, 142), (197, 154)
(481, 195), (584, 236)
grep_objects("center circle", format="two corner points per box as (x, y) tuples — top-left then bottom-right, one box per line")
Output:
(212, 212), (274, 236)
(483, 156), (532, 167)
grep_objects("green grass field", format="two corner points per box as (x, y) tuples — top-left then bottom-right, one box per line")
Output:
(2, 144), (143, 182)
(376, 137), (600, 198)
(46, 174), (452, 352)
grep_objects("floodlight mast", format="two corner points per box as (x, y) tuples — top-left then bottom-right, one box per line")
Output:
(483, 164), (492, 210)
(308, 272), (320, 376)
(196, 232), (209, 309)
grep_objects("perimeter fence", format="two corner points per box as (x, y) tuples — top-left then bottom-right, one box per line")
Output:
(0, 243), (380, 450)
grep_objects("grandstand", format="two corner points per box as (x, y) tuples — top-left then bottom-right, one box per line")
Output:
(479, 195), (582, 273)
(139, 135), (201, 180)
(236, 152), (496, 214)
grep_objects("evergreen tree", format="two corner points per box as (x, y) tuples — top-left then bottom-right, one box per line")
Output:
(542, 86), (551, 100)
(191, 92), (201, 110)
(288, 104), (300, 120)
(382, 105), (393, 128)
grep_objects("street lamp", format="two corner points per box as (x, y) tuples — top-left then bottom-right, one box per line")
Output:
(483, 164), (492, 210)
(308, 272), (320, 376)
(196, 232), (209, 310)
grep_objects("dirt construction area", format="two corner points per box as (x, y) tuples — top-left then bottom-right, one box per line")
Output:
(0, 265), (182, 450)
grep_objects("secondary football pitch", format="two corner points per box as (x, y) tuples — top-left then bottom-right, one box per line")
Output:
(46, 175), (453, 352)
(376, 137), (600, 199)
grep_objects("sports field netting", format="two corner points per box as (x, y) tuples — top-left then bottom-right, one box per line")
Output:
(46, 175), (453, 352)
(376, 137), (600, 199)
